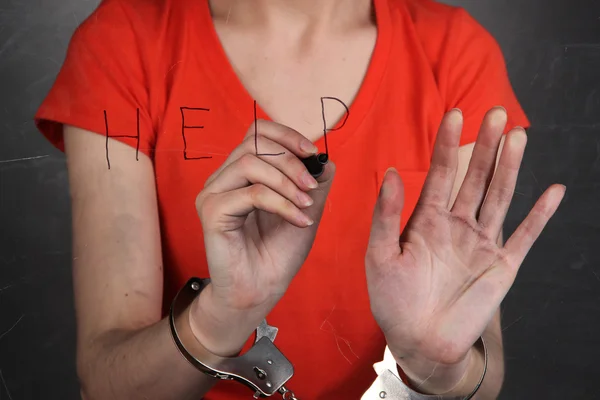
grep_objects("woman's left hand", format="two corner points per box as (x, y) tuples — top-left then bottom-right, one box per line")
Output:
(365, 108), (565, 394)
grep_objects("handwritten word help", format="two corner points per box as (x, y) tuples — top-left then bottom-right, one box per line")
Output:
(103, 97), (349, 169)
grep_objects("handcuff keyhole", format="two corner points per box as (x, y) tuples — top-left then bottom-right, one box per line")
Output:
(253, 366), (267, 380)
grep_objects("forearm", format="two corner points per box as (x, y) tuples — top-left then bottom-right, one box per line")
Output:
(78, 314), (216, 400)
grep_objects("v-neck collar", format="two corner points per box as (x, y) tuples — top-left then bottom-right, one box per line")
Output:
(193, 0), (392, 153)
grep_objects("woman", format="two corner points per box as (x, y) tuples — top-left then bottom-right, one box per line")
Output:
(35, 0), (564, 398)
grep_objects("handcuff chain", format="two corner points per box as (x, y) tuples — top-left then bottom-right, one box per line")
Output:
(278, 385), (298, 400)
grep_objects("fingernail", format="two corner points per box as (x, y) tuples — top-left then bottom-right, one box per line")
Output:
(451, 108), (462, 115)
(491, 107), (508, 125)
(302, 214), (314, 226)
(511, 128), (527, 144)
(302, 171), (319, 189)
(300, 139), (318, 154)
(378, 183), (386, 199)
(298, 192), (314, 207)
(379, 168), (396, 199)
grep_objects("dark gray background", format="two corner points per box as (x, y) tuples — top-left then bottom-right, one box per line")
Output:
(1, 0), (599, 398)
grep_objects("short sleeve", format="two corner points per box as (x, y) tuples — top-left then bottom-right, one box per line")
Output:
(436, 8), (530, 147)
(34, 0), (155, 158)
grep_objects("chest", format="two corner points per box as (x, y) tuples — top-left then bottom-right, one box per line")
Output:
(212, 21), (378, 142)
(153, 8), (445, 296)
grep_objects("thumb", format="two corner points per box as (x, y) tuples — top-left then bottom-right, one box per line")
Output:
(367, 168), (405, 258)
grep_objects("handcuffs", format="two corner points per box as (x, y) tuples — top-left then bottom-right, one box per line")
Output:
(169, 277), (488, 400)
(169, 278), (299, 399)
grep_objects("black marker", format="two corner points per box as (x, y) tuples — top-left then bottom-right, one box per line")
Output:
(300, 97), (348, 178)
(301, 153), (329, 179)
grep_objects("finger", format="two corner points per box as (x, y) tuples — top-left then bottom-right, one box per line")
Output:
(244, 119), (319, 157)
(206, 135), (319, 191)
(299, 159), (336, 227)
(212, 119), (316, 182)
(478, 127), (527, 234)
(451, 107), (507, 217)
(504, 184), (566, 268)
(367, 168), (404, 261)
(204, 153), (315, 209)
(201, 183), (314, 230)
(418, 109), (463, 208)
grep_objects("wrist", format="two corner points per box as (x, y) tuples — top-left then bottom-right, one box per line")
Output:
(440, 345), (486, 396)
(188, 284), (262, 357)
(392, 343), (485, 396)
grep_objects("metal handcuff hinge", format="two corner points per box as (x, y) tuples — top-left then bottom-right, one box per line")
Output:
(169, 278), (299, 399)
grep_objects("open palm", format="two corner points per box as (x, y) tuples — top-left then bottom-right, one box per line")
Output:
(366, 109), (565, 378)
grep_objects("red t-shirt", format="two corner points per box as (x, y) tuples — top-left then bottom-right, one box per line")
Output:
(35, 0), (529, 397)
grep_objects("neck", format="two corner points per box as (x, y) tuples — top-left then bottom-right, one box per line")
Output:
(209, 0), (374, 30)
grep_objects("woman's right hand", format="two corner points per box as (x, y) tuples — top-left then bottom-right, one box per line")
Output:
(190, 120), (336, 356)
